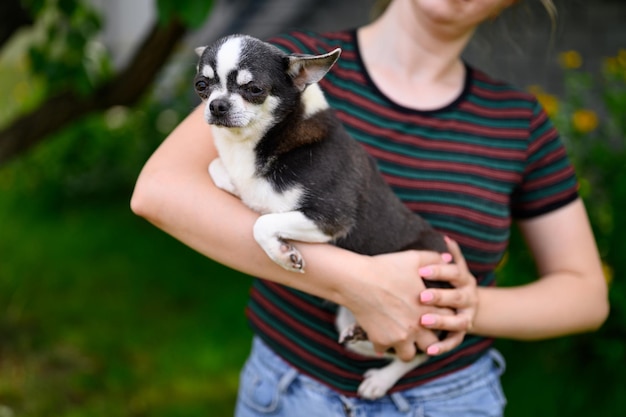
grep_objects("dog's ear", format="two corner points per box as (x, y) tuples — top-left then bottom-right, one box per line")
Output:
(287, 48), (341, 92)
(195, 46), (207, 57)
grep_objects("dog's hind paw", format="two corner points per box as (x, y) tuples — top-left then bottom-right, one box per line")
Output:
(357, 368), (395, 400)
(339, 324), (368, 344)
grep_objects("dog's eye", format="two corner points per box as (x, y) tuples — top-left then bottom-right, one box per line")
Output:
(245, 85), (264, 96)
(195, 80), (208, 92)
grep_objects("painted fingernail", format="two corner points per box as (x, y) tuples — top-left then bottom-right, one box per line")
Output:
(441, 253), (453, 263)
(419, 266), (433, 277)
(420, 291), (434, 303)
(427, 345), (440, 355)
(421, 314), (436, 326)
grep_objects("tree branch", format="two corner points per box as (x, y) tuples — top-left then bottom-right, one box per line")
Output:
(0, 18), (187, 166)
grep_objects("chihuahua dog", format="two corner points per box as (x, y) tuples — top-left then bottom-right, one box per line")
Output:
(194, 34), (450, 399)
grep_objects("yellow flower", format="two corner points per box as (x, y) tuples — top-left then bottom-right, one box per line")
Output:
(571, 109), (599, 133)
(535, 92), (559, 118)
(527, 85), (559, 118)
(559, 50), (583, 69)
(602, 262), (613, 286)
(618, 49), (626, 68)
(604, 56), (619, 75)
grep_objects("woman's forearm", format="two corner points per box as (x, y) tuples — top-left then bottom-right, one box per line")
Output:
(473, 271), (609, 340)
(472, 201), (609, 340)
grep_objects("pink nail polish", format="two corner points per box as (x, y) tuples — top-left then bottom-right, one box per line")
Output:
(421, 314), (436, 326)
(441, 253), (453, 263)
(420, 291), (434, 303)
(419, 266), (433, 277)
(427, 345), (440, 355)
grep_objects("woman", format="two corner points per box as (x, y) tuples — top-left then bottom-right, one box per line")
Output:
(131, 0), (609, 415)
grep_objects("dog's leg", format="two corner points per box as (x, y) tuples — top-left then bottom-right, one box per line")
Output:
(209, 158), (238, 196)
(358, 355), (428, 400)
(253, 211), (332, 273)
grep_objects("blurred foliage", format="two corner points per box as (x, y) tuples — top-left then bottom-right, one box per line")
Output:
(156, 0), (215, 29)
(23, 0), (111, 97)
(19, 0), (212, 98)
(497, 49), (626, 416)
(0, 91), (195, 207)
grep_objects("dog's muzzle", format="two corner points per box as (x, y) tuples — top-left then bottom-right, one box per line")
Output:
(209, 98), (231, 118)
(207, 98), (238, 127)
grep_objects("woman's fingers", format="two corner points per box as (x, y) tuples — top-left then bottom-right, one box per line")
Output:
(372, 330), (441, 361)
(420, 287), (472, 309)
(426, 331), (466, 356)
(420, 311), (473, 332)
(444, 235), (468, 269)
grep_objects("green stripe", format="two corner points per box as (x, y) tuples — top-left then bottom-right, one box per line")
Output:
(379, 162), (518, 194)
(466, 94), (534, 110)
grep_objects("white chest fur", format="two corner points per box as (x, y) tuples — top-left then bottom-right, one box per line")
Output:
(212, 130), (303, 214)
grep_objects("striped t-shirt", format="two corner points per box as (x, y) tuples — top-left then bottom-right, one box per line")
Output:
(245, 30), (579, 396)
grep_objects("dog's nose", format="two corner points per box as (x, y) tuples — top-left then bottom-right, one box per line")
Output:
(209, 99), (231, 117)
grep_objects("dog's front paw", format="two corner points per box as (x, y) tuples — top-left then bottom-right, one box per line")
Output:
(253, 216), (306, 273)
(209, 158), (238, 195)
(277, 238), (305, 273)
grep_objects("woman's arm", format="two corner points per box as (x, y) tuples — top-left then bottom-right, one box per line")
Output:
(130, 105), (453, 360)
(419, 198), (609, 345)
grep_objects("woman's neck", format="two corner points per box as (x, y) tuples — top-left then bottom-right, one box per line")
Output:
(357, 1), (475, 110)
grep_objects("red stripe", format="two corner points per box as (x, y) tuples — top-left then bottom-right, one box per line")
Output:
(260, 281), (335, 323)
(518, 188), (577, 212)
(458, 101), (533, 119)
(525, 165), (574, 191)
(250, 290), (341, 351)
(384, 175), (511, 205)
(365, 145), (523, 183)
(330, 65), (368, 84)
(530, 107), (549, 130)
(246, 310), (363, 381)
(406, 202), (512, 229)
(471, 83), (533, 101)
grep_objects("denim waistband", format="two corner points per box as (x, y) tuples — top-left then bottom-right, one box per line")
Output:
(248, 336), (505, 406)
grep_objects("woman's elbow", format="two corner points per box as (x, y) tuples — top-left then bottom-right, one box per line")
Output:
(585, 277), (610, 332)
(592, 297), (610, 332)
(130, 173), (161, 220)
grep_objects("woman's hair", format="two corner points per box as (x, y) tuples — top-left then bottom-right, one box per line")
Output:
(370, 0), (557, 24)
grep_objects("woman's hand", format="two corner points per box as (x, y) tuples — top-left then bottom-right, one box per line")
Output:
(417, 237), (479, 355)
(338, 249), (455, 361)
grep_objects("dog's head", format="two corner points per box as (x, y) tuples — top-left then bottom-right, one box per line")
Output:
(194, 34), (341, 137)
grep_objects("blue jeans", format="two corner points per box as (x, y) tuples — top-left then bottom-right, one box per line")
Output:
(235, 337), (507, 417)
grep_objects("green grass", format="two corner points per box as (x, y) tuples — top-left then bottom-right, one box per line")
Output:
(0, 195), (253, 416)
